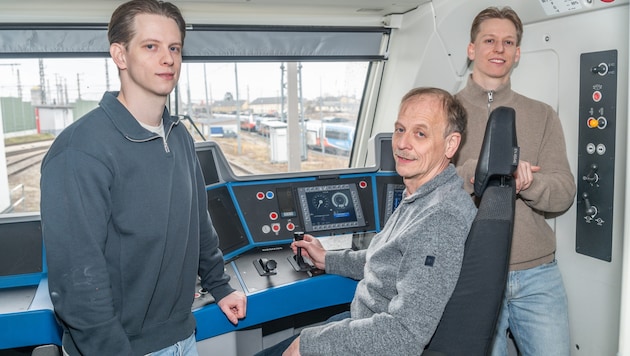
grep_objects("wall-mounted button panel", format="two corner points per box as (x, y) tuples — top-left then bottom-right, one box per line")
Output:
(576, 49), (617, 262)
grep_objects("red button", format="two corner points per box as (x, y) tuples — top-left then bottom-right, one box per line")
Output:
(270, 212), (278, 220)
(256, 192), (265, 200)
(592, 91), (602, 102)
(287, 222), (295, 231)
(359, 180), (368, 188)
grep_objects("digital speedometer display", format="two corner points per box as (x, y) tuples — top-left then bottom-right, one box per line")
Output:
(297, 183), (366, 232)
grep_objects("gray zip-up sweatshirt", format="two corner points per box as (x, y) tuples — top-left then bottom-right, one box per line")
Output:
(41, 91), (235, 355)
(299, 165), (477, 355)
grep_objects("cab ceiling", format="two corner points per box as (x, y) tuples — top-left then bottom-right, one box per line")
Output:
(0, 0), (429, 27)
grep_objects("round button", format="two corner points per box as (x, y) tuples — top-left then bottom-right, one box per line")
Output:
(596, 144), (606, 155)
(587, 117), (598, 129)
(286, 222), (295, 231)
(256, 192), (265, 200)
(592, 91), (602, 102)
(266, 191), (274, 199)
(269, 212), (279, 220)
(271, 223), (281, 232)
(359, 180), (368, 189)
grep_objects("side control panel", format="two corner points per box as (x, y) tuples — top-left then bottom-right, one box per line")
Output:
(576, 49), (617, 262)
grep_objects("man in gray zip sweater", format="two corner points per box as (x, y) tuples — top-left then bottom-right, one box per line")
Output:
(256, 87), (477, 356)
(40, 1), (246, 355)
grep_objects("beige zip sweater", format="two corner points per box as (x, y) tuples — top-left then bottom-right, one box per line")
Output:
(454, 76), (576, 270)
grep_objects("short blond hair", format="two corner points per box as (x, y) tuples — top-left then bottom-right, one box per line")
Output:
(470, 6), (523, 46)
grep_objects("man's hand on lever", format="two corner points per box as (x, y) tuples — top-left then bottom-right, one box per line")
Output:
(291, 234), (326, 271)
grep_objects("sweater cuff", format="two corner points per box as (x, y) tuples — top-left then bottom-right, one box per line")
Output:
(324, 250), (345, 275)
(210, 283), (236, 303)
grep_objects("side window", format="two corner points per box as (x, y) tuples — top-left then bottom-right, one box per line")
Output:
(1, 58), (119, 214)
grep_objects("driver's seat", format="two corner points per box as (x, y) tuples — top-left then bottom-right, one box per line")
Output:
(422, 106), (519, 356)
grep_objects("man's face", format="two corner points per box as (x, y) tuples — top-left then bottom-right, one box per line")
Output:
(392, 95), (459, 193)
(468, 18), (520, 85)
(115, 14), (182, 98)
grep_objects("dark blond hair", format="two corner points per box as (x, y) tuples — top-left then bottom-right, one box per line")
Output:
(470, 6), (523, 46)
(400, 87), (467, 138)
(108, 0), (186, 47)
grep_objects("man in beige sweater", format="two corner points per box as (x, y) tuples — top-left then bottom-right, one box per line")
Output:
(453, 6), (576, 356)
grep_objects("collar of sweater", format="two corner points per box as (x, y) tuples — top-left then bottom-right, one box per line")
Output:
(403, 164), (458, 203)
(99, 91), (179, 141)
(460, 74), (517, 109)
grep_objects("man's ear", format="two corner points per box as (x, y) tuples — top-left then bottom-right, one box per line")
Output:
(466, 42), (475, 61)
(445, 132), (462, 159)
(110, 43), (127, 70)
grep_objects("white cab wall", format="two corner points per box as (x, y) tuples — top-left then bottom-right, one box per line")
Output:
(619, 6), (630, 355)
(369, 1), (629, 355)
(512, 7), (627, 356)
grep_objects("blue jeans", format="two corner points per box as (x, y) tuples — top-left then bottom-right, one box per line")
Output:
(146, 333), (198, 356)
(490, 260), (570, 356)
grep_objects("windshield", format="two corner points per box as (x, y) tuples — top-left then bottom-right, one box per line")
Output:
(1, 58), (371, 214)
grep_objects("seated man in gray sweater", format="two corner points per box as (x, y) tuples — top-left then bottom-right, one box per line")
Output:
(256, 87), (477, 356)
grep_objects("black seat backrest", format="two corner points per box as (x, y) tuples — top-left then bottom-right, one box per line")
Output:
(473, 107), (520, 197)
(422, 106), (518, 356)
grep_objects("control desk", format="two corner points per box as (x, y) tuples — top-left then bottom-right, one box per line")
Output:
(0, 133), (402, 349)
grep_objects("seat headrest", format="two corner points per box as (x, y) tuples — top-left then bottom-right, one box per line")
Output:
(473, 106), (519, 197)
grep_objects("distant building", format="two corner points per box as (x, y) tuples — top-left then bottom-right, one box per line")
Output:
(36, 104), (74, 136)
(314, 95), (360, 114)
(211, 99), (248, 114)
(248, 97), (282, 116)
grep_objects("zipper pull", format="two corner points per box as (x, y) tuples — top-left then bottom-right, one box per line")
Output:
(487, 90), (494, 115)
(163, 137), (170, 153)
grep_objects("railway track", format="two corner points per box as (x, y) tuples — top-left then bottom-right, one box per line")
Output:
(4, 139), (256, 178)
(5, 130), (345, 179)
(4, 138), (257, 178)
(5, 141), (52, 177)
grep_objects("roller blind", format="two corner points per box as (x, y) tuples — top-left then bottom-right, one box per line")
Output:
(0, 24), (389, 60)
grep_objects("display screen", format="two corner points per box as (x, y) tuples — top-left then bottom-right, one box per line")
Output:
(196, 147), (220, 186)
(297, 183), (366, 232)
(0, 220), (42, 276)
(0, 215), (43, 288)
(276, 186), (297, 219)
(207, 187), (248, 255)
(383, 184), (405, 225)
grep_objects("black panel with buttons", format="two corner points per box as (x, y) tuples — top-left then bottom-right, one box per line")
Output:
(231, 175), (376, 244)
(576, 49), (617, 262)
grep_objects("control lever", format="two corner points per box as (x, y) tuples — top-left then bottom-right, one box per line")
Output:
(253, 257), (277, 276)
(288, 231), (313, 272)
(582, 163), (599, 184)
(294, 231), (306, 268)
(581, 192), (599, 223)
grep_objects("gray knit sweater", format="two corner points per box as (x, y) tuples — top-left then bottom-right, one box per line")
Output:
(454, 76), (576, 270)
(299, 165), (477, 355)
